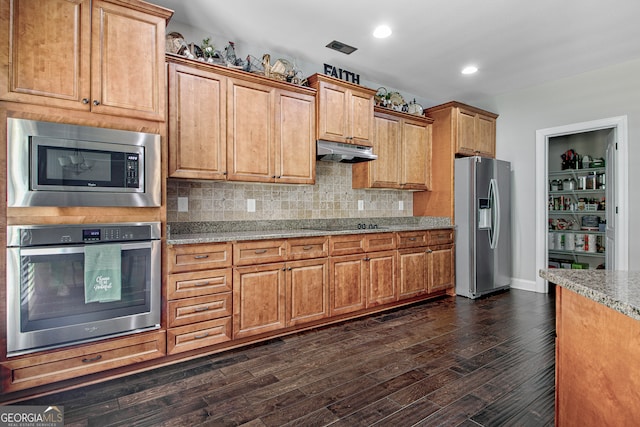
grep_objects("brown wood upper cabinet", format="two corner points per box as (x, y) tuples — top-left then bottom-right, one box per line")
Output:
(353, 108), (433, 190)
(0, 0), (172, 121)
(226, 78), (316, 184)
(307, 74), (376, 147)
(414, 101), (498, 220)
(427, 101), (498, 158)
(168, 63), (227, 180)
(167, 57), (316, 184)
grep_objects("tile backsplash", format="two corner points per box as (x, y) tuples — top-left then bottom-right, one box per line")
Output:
(167, 162), (415, 222)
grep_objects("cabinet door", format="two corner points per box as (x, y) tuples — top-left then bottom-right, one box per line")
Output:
(401, 118), (431, 190)
(366, 250), (397, 307)
(91, 0), (167, 120)
(329, 254), (366, 315)
(370, 114), (401, 188)
(287, 259), (329, 326)
(428, 244), (455, 293)
(227, 78), (275, 182)
(233, 263), (285, 338)
(456, 108), (477, 155)
(168, 64), (227, 179)
(398, 248), (428, 299)
(275, 89), (315, 184)
(349, 89), (374, 146)
(0, 0), (91, 109)
(316, 81), (348, 143)
(476, 113), (496, 157)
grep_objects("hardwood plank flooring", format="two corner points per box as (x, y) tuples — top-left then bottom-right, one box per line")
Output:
(18, 289), (556, 426)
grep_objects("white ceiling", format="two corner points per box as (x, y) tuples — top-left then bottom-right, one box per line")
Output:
(150, 0), (640, 106)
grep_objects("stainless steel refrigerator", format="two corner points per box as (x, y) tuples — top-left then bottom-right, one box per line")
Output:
(455, 156), (512, 299)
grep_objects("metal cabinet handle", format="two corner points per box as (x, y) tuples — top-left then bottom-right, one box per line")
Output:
(408, 237), (417, 241)
(194, 281), (211, 287)
(82, 98), (90, 104)
(426, 249), (433, 253)
(302, 245), (314, 250)
(254, 249), (268, 254)
(82, 354), (102, 363)
(194, 306), (210, 312)
(93, 100), (100, 106)
(194, 255), (209, 259)
(194, 332), (210, 340)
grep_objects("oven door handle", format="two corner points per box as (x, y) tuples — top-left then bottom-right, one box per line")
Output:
(18, 241), (153, 256)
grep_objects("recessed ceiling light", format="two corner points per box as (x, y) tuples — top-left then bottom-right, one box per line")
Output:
(373, 25), (392, 39)
(461, 65), (478, 75)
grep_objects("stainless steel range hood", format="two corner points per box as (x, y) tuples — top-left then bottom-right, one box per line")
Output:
(316, 140), (377, 163)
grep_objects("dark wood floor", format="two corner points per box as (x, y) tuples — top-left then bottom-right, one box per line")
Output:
(21, 289), (556, 426)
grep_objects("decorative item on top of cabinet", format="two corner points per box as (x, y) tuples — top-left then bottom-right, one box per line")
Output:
(413, 101), (498, 220)
(353, 107), (433, 190)
(167, 55), (316, 184)
(307, 73), (376, 147)
(0, 0), (173, 121)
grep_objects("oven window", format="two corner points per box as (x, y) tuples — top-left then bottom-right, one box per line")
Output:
(20, 248), (151, 332)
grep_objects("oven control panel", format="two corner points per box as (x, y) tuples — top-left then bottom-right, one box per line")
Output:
(8, 222), (161, 247)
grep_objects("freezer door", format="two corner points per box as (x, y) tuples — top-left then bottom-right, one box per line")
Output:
(474, 158), (496, 295)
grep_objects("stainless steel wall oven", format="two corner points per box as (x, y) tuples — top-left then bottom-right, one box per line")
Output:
(6, 222), (161, 356)
(7, 118), (161, 207)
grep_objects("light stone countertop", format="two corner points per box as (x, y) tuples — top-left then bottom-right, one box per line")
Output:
(540, 269), (640, 321)
(167, 224), (454, 245)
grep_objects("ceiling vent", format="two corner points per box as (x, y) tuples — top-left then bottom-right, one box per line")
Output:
(326, 40), (357, 55)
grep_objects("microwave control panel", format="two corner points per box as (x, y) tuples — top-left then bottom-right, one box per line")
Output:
(126, 154), (140, 188)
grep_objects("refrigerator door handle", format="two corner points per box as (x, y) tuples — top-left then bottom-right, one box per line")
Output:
(489, 178), (501, 249)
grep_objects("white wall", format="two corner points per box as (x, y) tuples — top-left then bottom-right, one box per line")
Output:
(490, 58), (640, 289)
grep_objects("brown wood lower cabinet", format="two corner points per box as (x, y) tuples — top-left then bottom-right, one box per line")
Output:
(233, 263), (286, 339)
(366, 250), (398, 307)
(287, 258), (329, 326)
(398, 248), (429, 298)
(329, 254), (367, 316)
(428, 244), (455, 293)
(1, 331), (166, 393)
(1, 231), (453, 400)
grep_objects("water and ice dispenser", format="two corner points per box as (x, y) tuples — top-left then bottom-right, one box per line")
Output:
(478, 198), (492, 229)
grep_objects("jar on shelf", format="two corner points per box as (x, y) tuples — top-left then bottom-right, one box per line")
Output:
(550, 179), (562, 191)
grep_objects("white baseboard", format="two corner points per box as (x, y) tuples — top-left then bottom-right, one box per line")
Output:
(510, 277), (547, 294)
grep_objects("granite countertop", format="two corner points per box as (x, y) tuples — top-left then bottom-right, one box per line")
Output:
(540, 269), (640, 321)
(167, 217), (453, 245)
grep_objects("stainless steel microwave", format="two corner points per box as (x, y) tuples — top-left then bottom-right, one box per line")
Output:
(7, 118), (161, 207)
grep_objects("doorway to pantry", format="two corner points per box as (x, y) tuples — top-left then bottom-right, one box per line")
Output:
(535, 116), (628, 293)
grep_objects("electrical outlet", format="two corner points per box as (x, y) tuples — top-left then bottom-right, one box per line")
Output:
(178, 197), (188, 212)
(247, 199), (256, 212)
(398, 201), (404, 211)
(358, 200), (364, 211)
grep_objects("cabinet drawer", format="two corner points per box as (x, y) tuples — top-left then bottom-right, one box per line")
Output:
(287, 236), (328, 260)
(364, 233), (396, 252)
(167, 293), (232, 328)
(428, 229), (454, 245)
(167, 268), (232, 299)
(234, 240), (287, 266)
(168, 243), (232, 273)
(1, 331), (166, 392)
(329, 234), (365, 256)
(167, 318), (232, 355)
(397, 231), (429, 248)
